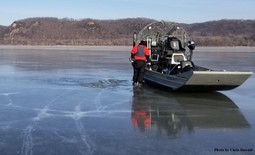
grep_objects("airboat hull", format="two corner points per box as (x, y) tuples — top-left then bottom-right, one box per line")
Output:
(144, 68), (252, 92)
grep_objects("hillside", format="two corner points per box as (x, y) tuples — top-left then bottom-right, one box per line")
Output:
(0, 25), (7, 36)
(185, 20), (255, 46)
(0, 18), (254, 46)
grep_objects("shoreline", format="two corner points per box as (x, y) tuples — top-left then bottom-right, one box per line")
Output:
(0, 45), (131, 51)
(0, 45), (255, 52)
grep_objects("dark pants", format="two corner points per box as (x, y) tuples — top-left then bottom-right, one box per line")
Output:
(132, 60), (146, 83)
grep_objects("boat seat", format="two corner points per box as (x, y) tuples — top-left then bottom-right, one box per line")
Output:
(171, 53), (187, 65)
(181, 61), (193, 69)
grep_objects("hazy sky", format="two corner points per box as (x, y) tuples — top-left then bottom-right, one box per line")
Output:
(1, 0), (254, 26)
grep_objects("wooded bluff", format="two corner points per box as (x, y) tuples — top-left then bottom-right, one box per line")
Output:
(0, 18), (254, 46)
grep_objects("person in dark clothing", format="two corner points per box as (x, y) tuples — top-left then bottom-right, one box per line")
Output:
(131, 40), (150, 87)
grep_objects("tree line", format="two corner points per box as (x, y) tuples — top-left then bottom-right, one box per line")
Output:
(0, 18), (254, 46)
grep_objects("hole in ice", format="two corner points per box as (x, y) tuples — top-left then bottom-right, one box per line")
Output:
(41, 77), (129, 89)
(82, 79), (129, 88)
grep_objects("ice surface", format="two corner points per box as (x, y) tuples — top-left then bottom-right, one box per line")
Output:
(0, 47), (254, 155)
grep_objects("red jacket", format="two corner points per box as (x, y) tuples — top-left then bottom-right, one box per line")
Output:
(131, 45), (150, 61)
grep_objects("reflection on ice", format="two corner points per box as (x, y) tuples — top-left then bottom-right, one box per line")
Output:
(131, 86), (250, 138)
(0, 77), (252, 155)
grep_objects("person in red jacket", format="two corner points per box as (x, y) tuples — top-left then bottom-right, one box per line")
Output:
(131, 40), (150, 87)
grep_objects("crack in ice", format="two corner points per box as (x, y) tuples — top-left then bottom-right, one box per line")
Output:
(21, 123), (34, 155)
(20, 89), (77, 155)
(73, 104), (96, 155)
(0, 92), (20, 106)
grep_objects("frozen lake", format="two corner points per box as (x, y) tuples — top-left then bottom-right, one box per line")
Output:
(0, 46), (254, 155)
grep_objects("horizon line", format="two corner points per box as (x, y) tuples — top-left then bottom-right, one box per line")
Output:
(1, 17), (255, 26)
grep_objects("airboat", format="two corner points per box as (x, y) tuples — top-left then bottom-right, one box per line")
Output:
(133, 21), (252, 91)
